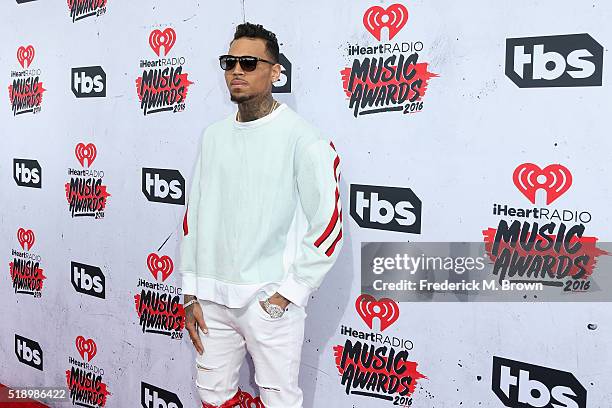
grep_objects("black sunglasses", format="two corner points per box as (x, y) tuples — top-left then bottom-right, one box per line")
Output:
(219, 54), (275, 72)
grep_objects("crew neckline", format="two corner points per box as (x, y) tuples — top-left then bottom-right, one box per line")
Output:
(233, 103), (288, 129)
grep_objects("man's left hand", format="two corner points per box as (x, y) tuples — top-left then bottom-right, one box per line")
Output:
(260, 292), (291, 312)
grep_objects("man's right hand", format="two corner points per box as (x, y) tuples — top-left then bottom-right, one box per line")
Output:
(184, 295), (208, 355)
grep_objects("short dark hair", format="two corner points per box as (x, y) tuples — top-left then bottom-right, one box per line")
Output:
(232, 22), (279, 63)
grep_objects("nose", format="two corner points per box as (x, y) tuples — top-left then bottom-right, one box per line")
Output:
(231, 61), (244, 75)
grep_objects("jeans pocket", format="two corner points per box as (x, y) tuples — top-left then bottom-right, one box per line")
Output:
(253, 296), (289, 322)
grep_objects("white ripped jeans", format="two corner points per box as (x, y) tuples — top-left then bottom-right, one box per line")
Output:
(194, 292), (306, 408)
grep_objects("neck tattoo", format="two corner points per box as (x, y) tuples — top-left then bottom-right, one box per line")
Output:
(237, 99), (278, 122)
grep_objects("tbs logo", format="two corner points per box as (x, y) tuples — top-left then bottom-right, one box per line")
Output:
(272, 53), (292, 94)
(71, 261), (105, 299)
(142, 168), (185, 205)
(492, 356), (586, 408)
(506, 33), (603, 88)
(350, 184), (421, 234)
(13, 159), (41, 188)
(71, 66), (106, 97)
(15, 334), (43, 371)
(141, 382), (183, 408)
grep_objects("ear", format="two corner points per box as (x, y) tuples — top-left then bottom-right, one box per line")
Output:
(271, 63), (282, 83)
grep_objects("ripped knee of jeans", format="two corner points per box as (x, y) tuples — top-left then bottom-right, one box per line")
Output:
(261, 385), (281, 392)
(196, 361), (215, 371)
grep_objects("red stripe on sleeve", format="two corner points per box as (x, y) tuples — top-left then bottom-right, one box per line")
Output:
(325, 228), (343, 257)
(314, 188), (340, 247)
(183, 206), (189, 236)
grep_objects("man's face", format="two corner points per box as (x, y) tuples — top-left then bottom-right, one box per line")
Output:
(224, 37), (280, 103)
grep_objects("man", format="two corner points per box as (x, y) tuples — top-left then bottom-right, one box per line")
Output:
(179, 22), (343, 408)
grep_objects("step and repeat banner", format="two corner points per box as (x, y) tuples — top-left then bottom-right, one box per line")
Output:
(1, 0), (611, 407)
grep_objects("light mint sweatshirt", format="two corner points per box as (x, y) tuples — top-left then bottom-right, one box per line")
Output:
(179, 104), (343, 308)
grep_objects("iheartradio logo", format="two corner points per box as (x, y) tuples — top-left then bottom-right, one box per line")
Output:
(17, 45), (35, 69)
(17, 228), (35, 251)
(75, 143), (97, 168)
(355, 294), (400, 332)
(149, 28), (176, 57)
(513, 163), (572, 205)
(147, 253), (173, 282)
(363, 4), (409, 41)
(75, 336), (97, 362)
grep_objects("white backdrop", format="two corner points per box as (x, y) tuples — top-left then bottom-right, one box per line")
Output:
(1, 1), (611, 407)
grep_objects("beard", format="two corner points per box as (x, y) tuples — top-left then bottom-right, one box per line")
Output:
(230, 91), (253, 104)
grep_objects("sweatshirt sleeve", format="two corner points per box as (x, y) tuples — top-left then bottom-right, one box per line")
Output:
(277, 139), (344, 307)
(178, 150), (202, 296)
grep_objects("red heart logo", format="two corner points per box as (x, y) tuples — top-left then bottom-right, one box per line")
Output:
(17, 228), (35, 251)
(147, 253), (174, 282)
(75, 143), (97, 168)
(513, 163), (572, 205)
(75, 336), (97, 362)
(149, 28), (176, 57)
(363, 4), (409, 41)
(355, 294), (400, 332)
(17, 45), (35, 69)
